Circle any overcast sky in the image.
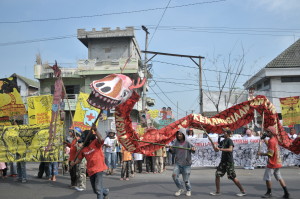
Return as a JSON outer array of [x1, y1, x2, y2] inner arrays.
[[1, 0, 300, 118]]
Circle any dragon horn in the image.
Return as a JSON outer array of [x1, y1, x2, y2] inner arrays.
[[129, 78, 147, 89]]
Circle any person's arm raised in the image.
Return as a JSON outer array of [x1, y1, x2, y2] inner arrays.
[[91, 123, 103, 143]]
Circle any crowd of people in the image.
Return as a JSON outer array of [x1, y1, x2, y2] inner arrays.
[[0, 126, 298, 199]]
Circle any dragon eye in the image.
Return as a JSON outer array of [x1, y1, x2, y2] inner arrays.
[[122, 91, 128, 98], [101, 87, 111, 93], [96, 82, 105, 87]]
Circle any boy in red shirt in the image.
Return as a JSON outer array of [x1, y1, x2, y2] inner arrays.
[[71, 124, 109, 199], [257, 126, 290, 199], [64, 128, 80, 188]]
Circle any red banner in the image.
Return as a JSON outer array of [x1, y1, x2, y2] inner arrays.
[[115, 92, 300, 155]]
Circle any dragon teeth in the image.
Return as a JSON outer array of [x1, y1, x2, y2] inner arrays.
[[95, 93, 99, 97]]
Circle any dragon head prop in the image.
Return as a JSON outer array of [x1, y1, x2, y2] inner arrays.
[[87, 74, 146, 110]]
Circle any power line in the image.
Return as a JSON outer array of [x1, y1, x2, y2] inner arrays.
[[148, 88, 199, 94], [142, 25, 300, 33], [148, 86, 184, 116], [137, 25, 300, 37], [153, 79, 300, 95], [152, 79, 186, 113], [153, 77, 245, 84], [1, 25, 298, 47], [148, 0, 172, 46], [152, 60, 258, 77], [0, 0, 227, 24], [0, 35, 76, 46]]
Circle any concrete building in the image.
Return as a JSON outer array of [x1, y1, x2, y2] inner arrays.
[[243, 39, 300, 118], [34, 27, 147, 132]]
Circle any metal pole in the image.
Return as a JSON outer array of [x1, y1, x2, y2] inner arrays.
[[142, 26, 149, 110], [199, 58, 203, 114]]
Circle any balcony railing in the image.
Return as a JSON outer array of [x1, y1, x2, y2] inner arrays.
[[63, 94, 78, 111]]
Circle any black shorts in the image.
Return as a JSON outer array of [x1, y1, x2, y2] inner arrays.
[[216, 161, 236, 180]]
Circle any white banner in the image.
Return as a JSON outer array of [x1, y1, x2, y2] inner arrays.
[[190, 137, 300, 167]]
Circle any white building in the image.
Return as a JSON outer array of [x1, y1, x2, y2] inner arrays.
[[243, 39, 300, 117]]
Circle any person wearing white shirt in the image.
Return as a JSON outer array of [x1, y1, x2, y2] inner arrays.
[[104, 130, 118, 175], [288, 127, 297, 139], [243, 128, 255, 170]]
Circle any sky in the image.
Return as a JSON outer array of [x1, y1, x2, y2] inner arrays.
[[1, 0, 300, 119]]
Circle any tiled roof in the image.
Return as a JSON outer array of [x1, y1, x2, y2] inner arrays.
[[265, 39, 300, 68], [11, 73, 39, 88]]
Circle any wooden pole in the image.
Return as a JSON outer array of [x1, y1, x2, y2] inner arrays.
[[257, 112, 264, 157], [133, 139, 192, 150]]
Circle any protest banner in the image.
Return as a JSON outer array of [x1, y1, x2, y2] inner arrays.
[[71, 92, 100, 131], [0, 76, 26, 117], [27, 95, 53, 125], [0, 123, 64, 162], [280, 96, 300, 125], [190, 137, 299, 167]]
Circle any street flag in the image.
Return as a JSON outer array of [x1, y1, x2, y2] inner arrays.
[[27, 95, 53, 125], [71, 92, 100, 131], [280, 96, 300, 125], [0, 77, 26, 117]]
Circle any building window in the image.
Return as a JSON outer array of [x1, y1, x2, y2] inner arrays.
[[263, 79, 270, 87], [65, 85, 80, 99], [51, 85, 80, 99], [256, 84, 262, 90], [281, 76, 300, 82]]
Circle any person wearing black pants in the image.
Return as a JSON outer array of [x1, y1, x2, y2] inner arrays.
[[38, 162, 50, 178]]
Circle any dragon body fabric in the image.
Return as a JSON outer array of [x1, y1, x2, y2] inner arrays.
[[89, 74, 300, 155]]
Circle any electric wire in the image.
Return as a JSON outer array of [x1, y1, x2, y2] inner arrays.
[[0, 35, 76, 46], [148, 86, 184, 116], [152, 79, 186, 113], [148, 0, 172, 46], [0, 0, 227, 24]]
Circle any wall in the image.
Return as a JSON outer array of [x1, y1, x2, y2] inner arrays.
[[88, 38, 130, 60], [270, 77, 300, 113]]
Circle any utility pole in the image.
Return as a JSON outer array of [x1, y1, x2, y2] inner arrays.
[[142, 26, 149, 110], [199, 58, 203, 114], [142, 50, 204, 114]]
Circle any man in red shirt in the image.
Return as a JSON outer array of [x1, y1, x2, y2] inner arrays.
[[257, 126, 290, 199], [71, 124, 109, 199], [64, 128, 81, 188]]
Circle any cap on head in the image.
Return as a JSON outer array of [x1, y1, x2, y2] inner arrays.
[[265, 126, 276, 136], [106, 129, 116, 135], [74, 127, 82, 137], [222, 127, 232, 134]]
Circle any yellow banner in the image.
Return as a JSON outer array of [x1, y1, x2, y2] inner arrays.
[[71, 92, 100, 131], [0, 77, 26, 117], [0, 123, 64, 162], [148, 109, 160, 119], [27, 95, 53, 125], [280, 96, 300, 125]]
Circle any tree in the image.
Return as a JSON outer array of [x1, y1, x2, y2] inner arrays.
[[203, 46, 247, 113]]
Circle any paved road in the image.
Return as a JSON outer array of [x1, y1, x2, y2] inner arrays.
[[0, 163, 299, 199]]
